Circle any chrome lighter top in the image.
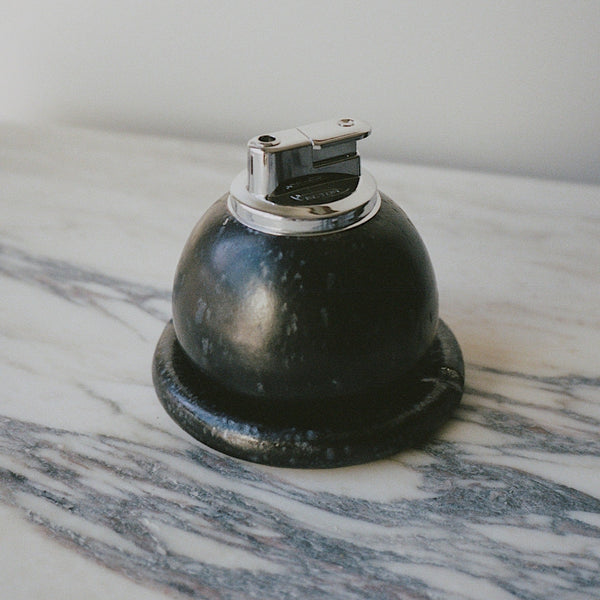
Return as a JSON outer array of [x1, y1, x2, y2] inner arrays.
[[228, 118, 380, 235]]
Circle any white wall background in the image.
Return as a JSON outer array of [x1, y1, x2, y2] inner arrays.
[[2, 1, 599, 184]]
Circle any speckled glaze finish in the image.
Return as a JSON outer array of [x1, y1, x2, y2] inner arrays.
[[171, 193, 439, 401], [157, 185, 465, 467]]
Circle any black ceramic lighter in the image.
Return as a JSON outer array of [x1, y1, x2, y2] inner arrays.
[[152, 118, 464, 468]]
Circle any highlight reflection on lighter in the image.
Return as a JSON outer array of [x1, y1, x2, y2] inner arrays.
[[231, 281, 276, 354]]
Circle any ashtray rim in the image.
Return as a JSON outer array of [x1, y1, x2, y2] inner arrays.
[[152, 319, 464, 468]]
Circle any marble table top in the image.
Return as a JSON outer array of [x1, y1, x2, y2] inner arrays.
[[1, 122, 599, 600]]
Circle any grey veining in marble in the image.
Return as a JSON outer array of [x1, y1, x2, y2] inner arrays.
[[1, 122, 599, 599]]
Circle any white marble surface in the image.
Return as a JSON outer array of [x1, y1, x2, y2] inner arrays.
[[1, 122, 599, 599]]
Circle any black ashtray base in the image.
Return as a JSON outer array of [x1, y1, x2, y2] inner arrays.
[[152, 320, 464, 468]]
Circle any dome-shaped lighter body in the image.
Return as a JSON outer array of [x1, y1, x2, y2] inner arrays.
[[172, 194, 438, 403]]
